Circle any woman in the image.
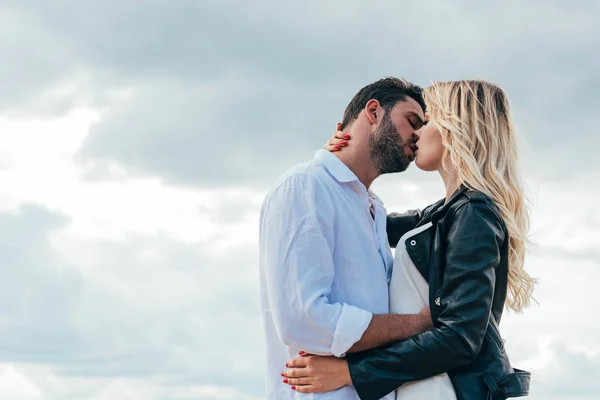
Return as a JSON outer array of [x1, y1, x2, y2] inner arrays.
[[281, 80, 535, 399]]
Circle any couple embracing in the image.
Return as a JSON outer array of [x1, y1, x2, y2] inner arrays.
[[259, 77, 535, 400]]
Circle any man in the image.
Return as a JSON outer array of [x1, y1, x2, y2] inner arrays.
[[259, 77, 429, 399]]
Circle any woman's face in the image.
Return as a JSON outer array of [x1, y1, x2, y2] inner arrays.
[[414, 113, 446, 172]]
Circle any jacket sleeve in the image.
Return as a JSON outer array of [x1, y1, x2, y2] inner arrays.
[[346, 201, 506, 400], [386, 209, 422, 248]]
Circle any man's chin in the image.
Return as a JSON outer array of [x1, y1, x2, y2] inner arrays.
[[380, 162, 412, 175]]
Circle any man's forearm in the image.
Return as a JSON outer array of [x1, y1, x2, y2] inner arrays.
[[347, 313, 432, 353]]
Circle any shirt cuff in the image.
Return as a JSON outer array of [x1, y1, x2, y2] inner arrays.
[[331, 304, 373, 357]]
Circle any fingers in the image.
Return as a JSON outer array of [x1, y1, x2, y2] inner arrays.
[[283, 368, 307, 378], [325, 138, 346, 151], [334, 123, 350, 140], [280, 357, 325, 394], [292, 384, 318, 393], [286, 356, 308, 368], [281, 376, 320, 394], [282, 376, 311, 386], [324, 122, 351, 151]]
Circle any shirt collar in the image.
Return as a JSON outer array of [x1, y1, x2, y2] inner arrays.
[[368, 190, 383, 205], [314, 149, 360, 183], [314, 150, 384, 205]]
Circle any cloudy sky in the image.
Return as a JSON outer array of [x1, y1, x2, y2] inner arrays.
[[0, 1, 598, 399]]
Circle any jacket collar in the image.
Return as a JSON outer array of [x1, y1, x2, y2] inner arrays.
[[441, 184, 470, 209], [419, 185, 470, 227]]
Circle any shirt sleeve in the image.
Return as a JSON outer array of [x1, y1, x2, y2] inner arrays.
[[259, 173, 373, 357]]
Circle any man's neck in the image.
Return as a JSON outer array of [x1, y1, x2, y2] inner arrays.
[[334, 151, 379, 189]]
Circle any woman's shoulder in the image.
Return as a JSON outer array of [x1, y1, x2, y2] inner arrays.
[[452, 188, 499, 212], [449, 189, 506, 234]]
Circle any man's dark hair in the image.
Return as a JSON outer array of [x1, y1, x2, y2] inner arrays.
[[341, 77, 425, 129]]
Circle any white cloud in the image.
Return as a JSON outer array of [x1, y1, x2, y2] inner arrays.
[[0, 109, 264, 245], [0, 106, 266, 398], [0, 365, 43, 400]]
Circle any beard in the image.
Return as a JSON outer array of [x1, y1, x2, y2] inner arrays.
[[368, 113, 412, 175]]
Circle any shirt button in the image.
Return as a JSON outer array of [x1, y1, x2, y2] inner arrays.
[[410, 239, 417, 246]]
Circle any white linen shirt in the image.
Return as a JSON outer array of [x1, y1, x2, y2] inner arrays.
[[259, 150, 395, 400]]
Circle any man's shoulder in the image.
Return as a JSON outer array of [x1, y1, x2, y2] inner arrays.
[[260, 159, 338, 218], [269, 158, 333, 194]]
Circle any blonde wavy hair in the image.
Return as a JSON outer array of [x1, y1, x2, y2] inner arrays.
[[423, 80, 535, 312]]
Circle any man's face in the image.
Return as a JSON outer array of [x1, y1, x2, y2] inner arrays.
[[368, 97, 425, 174]]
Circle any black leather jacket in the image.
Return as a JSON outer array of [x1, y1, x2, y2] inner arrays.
[[346, 186, 531, 400]]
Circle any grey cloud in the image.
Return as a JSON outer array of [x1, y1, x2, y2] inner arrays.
[[0, 205, 85, 363], [48, 234, 261, 396], [0, 201, 265, 396], [75, 0, 599, 187], [0, 205, 264, 397], [0, 4, 85, 116], [3, 1, 598, 187], [531, 245, 600, 263], [76, 76, 334, 187], [501, 338, 600, 400], [202, 194, 262, 225], [529, 341, 600, 400]]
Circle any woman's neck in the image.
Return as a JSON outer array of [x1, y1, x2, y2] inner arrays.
[[439, 167, 460, 202]]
